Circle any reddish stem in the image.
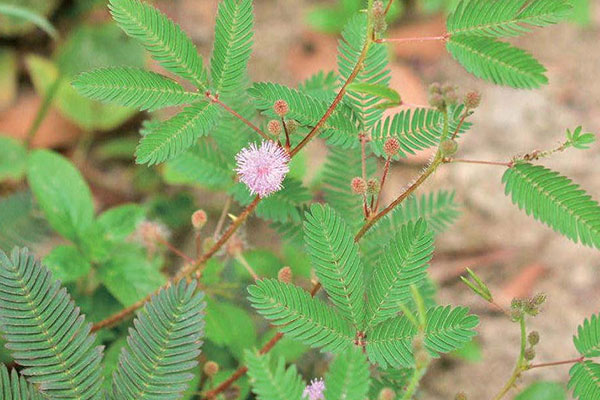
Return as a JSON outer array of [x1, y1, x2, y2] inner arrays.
[[281, 117, 290, 150], [446, 158, 514, 168], [528, 356, 585, 370], [374, 157, 391, 213], [206, 92, 271, 141], [156, 237, 195, 264], [375, 34, 449, 44]]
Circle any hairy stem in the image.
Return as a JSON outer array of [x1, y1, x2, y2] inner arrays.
[[375, 34, 449, 44], [401, 360, 430, 400], [445, 158, 514, 168], [527, 356, 585, 370]]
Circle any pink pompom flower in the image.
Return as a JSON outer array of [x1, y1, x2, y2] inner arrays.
[[303, 378, 325, 400], [235, 140, 290, 198]]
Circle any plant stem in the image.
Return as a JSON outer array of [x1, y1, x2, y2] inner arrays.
[[401, 360, 430, 400], [213, 196, 232, 240], [234, 253, 259, 281], [446, 158, 514, 168], [376, 34, 449, 44], [492, 317, 528, 400], [281, 117, 290, 150], [156, 237, 195, 264], [25, 75, 62, 148], [450, 109, 469, 140], [206, 92, 271, 141], [374, 157, 391, 213], [354, 156, 442, 242], [527, 356, 585, 370]]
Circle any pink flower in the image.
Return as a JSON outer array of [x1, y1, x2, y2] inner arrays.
[[235, 141, 290, 198], [303, 378, 325, 400]]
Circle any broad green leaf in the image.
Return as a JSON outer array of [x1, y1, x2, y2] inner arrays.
[[27, 150, 95, 243], [0, 3, 57, 38], [0, 136, 27, 182], [516, 382, 566, 400], [205, 298, 257, 360], [43, 245, 91, 283], [0, 0, 59, 36], [97, 203, 146, 242], [98, 243, 164, 306]]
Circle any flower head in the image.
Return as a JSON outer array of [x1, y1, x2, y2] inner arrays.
[[303, 378, 325, 400], [235, 141, 290, 198]]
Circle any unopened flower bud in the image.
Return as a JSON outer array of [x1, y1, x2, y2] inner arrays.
[[278, 266, 293, 283], [464, 91, 481, 109], [445, 91, 459, 106], [528, 331, 540, 346], [428, 82, 442, 95], [524, 347, 536, 361], [440, 139, 458, 156], [383, 137, 401, 157], [268, 120, 282, 136], [351, 177, 367, 195], [191, 209, 207, 230], [442, 83, 457, 96], [203, 361, 219, 377], [511, 298, 524, 309], [510, 309, 523, 322], [378, 387, 396, 400], [429, 93, 445, 111], [273, 99, 289, 117], [533, 292, 546, 306], [367, 178, 380, 195], [455, 392, 467, 400]]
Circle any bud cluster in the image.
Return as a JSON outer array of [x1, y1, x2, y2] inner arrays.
[[510, 292, 547, 321], [428, 82, 481, 112]]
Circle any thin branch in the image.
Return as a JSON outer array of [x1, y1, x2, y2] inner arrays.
[[384, 0, 394, 16], [375, 34, 449, 44], [213, 196, 233, 240], [281, 117, 290, 150], [25, 75, 62, 148], [374, 157, 391, 213], [234, 253, 259, 281], [156, 236, 195, 264], [528, 356, 585, 370], [446, 158, 514, 168], [354, 156, 442, 242], [450, 109, 469, 140], [206, 92, 271, 141]]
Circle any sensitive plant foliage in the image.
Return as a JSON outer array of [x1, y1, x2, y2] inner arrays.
[[0, 0, 599, 399]]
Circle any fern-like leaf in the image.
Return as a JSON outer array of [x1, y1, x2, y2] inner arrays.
[[361, 190, 460, 264], [365, 220, 434, 328], [73, 67, 202, 111], [110, 279, 205, 399], [0, 365, 44, 399], [574, 314, 600, 358], [0, 248, 103, 399], [211, 0, 254, 96], [245, 351, 305, 400], [324, 346, 370, 400], [108, 0, 207, 89], [371, 106, 471, 159], [304, 204, 365, 329], [502, 163, 600, 249], [366, 305, 479, 369], [247, 279, 354, 354], [447, 0, 572, 38], [569, 361, 600, 400], [337, 13, 391, 129], [447, 35, 547, 89], [248, 82, 359, 148], [164, 141, 233, 189], [136, 101, 220, 165]]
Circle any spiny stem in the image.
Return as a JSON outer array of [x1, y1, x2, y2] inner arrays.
[[445, 158, 514, 168], [91, 196, 261, 332], [375, 34, 449, 44], [527, 356, 586, 370], [206, 92, 271, 141]]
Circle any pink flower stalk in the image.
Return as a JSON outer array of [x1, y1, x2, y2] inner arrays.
[[235, 140, 290, 198], [303, 378, 325, 400]]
